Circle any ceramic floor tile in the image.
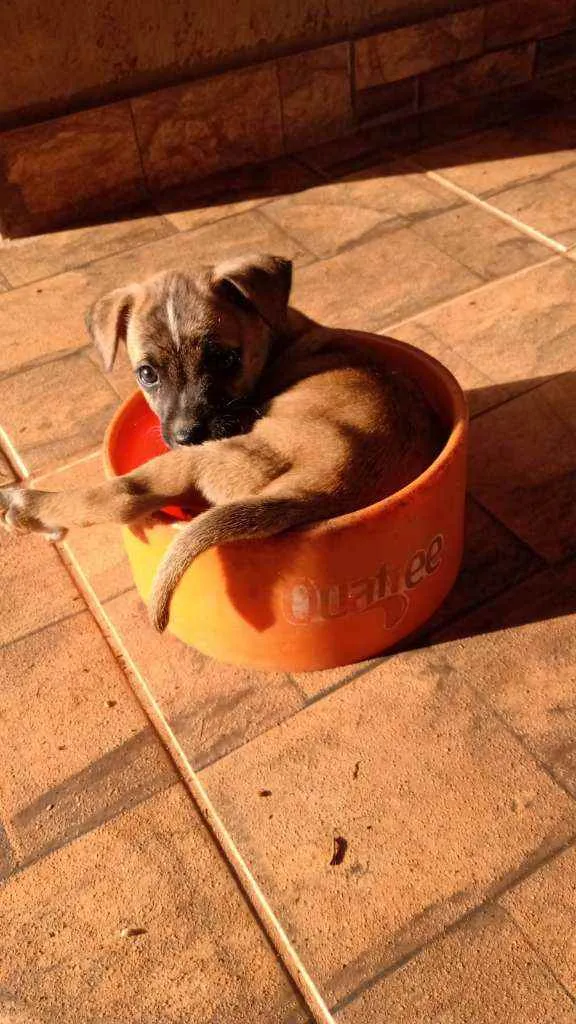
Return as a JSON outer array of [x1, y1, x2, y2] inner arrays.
[[433, 562, 576, 795], [0, 993, 47, 1023], [0, 785, 307, 1023], [154, 206, 314, 269], [157, 156, 320, 232], [416, 125, 576, 196], [0, 351, 119, 473], [202, 653, 576, 1003], [263, 182, 401, 260], [0, 527, 80, 646], [502, 844, 576, 997], [338, 905, 576, 1023], [263, 160, 460, 259], [0, 271, 96, 378], [387, 258, 576, 406], [411, 202, 552, 279], [469, 373, 576, 563], [34, 454, 133, 602], [103, 589, 304, 769], [292, 226, 481, 331], [487, 171, 576, 246], [0, 208, 175, 288], [0, 612, 175, 862]]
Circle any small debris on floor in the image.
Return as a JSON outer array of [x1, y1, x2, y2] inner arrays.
[[330, 836, 348, 866], [120, 926, 147, 939], [259, 789, 272, 797], [106, 699, 117, 708], [353, 761, 360, 780]]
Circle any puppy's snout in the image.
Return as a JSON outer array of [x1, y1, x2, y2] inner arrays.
[[173, 425, 208, 446]]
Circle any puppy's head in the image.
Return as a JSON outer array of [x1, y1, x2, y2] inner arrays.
[[87, 253, 292, 448]]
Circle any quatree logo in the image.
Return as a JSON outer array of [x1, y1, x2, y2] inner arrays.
[[282, 534, 444, 626]]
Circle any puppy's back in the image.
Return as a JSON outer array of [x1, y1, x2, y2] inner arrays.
[[259, 330, 445, 514]]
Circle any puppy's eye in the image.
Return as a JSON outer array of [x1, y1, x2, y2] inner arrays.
[[205, 345, 242, 373], [136, 364, 159, 388]]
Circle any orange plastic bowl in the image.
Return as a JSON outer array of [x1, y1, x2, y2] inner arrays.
[[103, 334, 468, 671]]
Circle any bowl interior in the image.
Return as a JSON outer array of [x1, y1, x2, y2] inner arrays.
[[105, 335, 466, 524], [106, 398, 192, 521]]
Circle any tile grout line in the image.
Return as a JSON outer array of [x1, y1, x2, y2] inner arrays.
[[381, 250, 560, 336], [0, 343, 93, 385], [0, 424, 30, 479], [31, 446, 104, 484], [255, 204, 320, 263], [466, 489, 550, 559], [331, 836, 576, 1016], [0, 197, 310, 294], [56, 541, 336, 1024], [464, 667, 576, 805], [0, 605, 87, 654], [419, 167, 569, 253], [469, 375, 563, 422], [498, 905, 576, 1008], [0, 225, 178, 292]]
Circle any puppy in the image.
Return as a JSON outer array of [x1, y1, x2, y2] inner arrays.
[[0, 254, 443, 631]]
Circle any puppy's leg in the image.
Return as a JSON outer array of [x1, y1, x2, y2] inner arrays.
[[0, 431, 289, 539], [0, 447, 208, 539]]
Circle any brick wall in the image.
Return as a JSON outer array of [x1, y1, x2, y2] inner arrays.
[[1, 0, 576, 237]]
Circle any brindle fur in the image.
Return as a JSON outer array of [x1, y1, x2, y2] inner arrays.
[[0, 254, 443, 632]]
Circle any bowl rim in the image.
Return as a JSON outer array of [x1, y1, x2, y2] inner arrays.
[[103, 333, 468, 538]]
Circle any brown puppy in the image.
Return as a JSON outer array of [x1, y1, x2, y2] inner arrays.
[[0, 254, 442, 631]]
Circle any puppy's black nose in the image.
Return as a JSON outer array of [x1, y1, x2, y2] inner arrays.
[[174, 425, 206, 446]]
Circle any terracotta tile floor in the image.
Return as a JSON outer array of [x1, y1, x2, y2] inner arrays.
[[1, 109, 575, 1023]]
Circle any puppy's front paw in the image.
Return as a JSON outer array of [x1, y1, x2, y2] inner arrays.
[[0, 487, 67, 542]]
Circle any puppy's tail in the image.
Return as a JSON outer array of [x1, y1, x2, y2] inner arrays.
[[149, 495, 320, 631]]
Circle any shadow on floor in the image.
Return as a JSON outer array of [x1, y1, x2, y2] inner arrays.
[[404, 370, 576, 650]]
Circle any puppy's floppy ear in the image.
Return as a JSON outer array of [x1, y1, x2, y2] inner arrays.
[[212, 253, 292, 333], [85, 285, 138, 371]]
